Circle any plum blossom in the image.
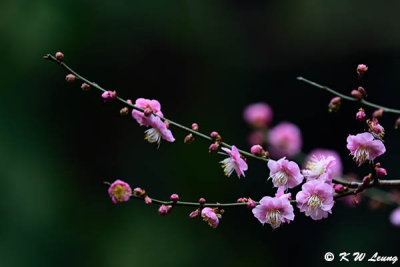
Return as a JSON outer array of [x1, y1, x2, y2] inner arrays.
[[304, 149, 342, 179], [268, 122, 302, 159], [346, 132, 386, 166], [243, 103, 273, 128], [302, 154, 337, 183], [108, 179, 132, 204], [144, 116, 175, 146], [220, 145, 248, 178], [132, 98, 164, 126], [201, 207, 220, 228], [296, 180, 335, 220], [267, 157, 303, 190], [389, 207, 400, 227], [252, 188, 294, 229]]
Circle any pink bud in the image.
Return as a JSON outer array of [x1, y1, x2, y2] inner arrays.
[[334, 184, 344, 193], [144, 196, 152, 205], [158, 205, 172, 215], [352, 196, 360, 206], [237, 198, 244, 203], [133, 187, 146, 197], [81, 83, 91, 91], [120, 107, 129, 116], [191, 123, 199, 131], [356, 108, 366, 121], [65, 74, 76, 83], [373, 109, 384, 118], [199, 198, 206, 205], [328, 97, 341, 112], [126, 99, 133, 105], [170, 193, 179, 202], [56, 52, 64, 61], [101, 91, 117, 102], [246, 198, 256, 209], [362, 175, 371, 185], [184, 134, 194, 144], [189, 209, 200, 220], [250, 145, 264, 156], [208, 143, 219, 153], [395, 118, 400, 129], [376, 168, 387, 179], [144, 108, 153, 117], [357, 86, 367, 98], [357, 64, 368, 77], [351, 90, 363, 100], [164, 120, 170, 128]]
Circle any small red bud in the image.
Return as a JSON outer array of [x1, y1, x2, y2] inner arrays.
[[55, 52, 64, 61], [328, 97, 341, 112], [158, 205, 172, 215], [170, 193, 179, 202], [81, 83, 91, 91], [246, 198, 256, 209], [264, 150, 270, 158], [351, 90, 363, 100], [395, 118, 400, 129], [376, 168, 387, 179], [357, 64, 368, 78], [356, 108, 366, 121], [208, 143, 219, 152], [191, 123, 199, 131], [198, 198, 206, 205], [133, 187, 146, 197], [357, 86, 367, 98], [144, 196, 152, 205], [352, 196, 360, 207], [334, 184, 344, 193], [126, 99, 133, 105], [184, 134, 195, 144], [373, 109, 384, 118], [65, 74, 76, 83], [250, 145, 264, 156], [120, 107, 129, 116], [362, 176, 371, 185], [164, 120, 170, 128], [189, 209, 200, 220], [143, 108, 153, 117]]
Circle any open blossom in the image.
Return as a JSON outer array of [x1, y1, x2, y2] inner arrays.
[[243, 103, 273, 128], [304, 149, 342, 179], [220, 145, 248, 178], [108, 179, 132, 204], [144, 116, 175, 146], [296, 180, 334, 220], [346, 132, 386, 166], [252, 188, 294, 229], [132, 98, 164, 126], [267, 157, 303, 190], [302, 154, 337, 183], [390, 207, 400, 227], [201, 207, 220, 228], [268, 122, 302, 159]]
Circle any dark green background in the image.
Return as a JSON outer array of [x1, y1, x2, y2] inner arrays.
[[1, 1, 400, 266]]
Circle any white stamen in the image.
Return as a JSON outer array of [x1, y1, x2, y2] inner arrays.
[[307, 194, 322, 210], [354, 146, 370, 166], [145, 128, 162, 147], [220, 158, 235, 177], [266, 209, 282, 229], [271, 171, 289, 187]]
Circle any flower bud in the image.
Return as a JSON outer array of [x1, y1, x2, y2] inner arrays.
[[126, 99, 133, 105], [250, 145, 264, 156], [191, 123, 199, 131], [356, 108, 366, 121], [158, 204, 172, 215], [101, 91, 117, 102], [357, 86, 367, 98], [367, 118, 385, 138], [264, 150, 270, 158], [81, 83, 91, 91], [351, 90, 363, 100], [362, 175, 371, 185], [199, 198, 206, 205], [65, 74, 76, 83], [246, 198, 256, 209], [328, 97, 341, 112], [164, 120, 170, 128], [210, 131, 221, 141], [357, 64, 368, 78], [120, 107, 129, 116], [395, 118, 400, 129], [376, 167, 387, 179], [352, 196, 360, 207], [184, 134, 195, 144], [144, 108, 153, 117], [237, 198, 244, 203], [209, 143, 219, 153], [144, 196, 152, 205], [133, 187, 146, 197], [55, 52, 64, 61], [189, 209, 200, 220], [170, 193, 179, 202], [373, 109, 384, 118], [334, 184, 344, 193]]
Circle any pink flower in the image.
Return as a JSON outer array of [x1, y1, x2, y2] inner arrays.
[[201, 207, 220, 228], [144, 116, 175, 146], [390, 207, 400, 227], [302, 154, 337, 183], [220, 145, 248, 178], [102, 91, 117, 102], [296, 180, 334, 220], [268, 122, 302, 159], [346, 132, 386, 166], [108, 179, 132, 204], [132, 98, 164, 126], [304, 149, 342, 179], [252, 188, 294, 229], [243, 103, 273, 128], [267, 157, 303, 190]]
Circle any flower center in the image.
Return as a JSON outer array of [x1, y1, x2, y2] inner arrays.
[[113, 185, 126, 201], [307, 194, 322, 210], [266, 209, 282, 229], [354, 146, 370, 166], [272, 171, 289, 187], [307, 157, 325, 176], [145, 128, 162, 145], [220, 158, 235, 177]]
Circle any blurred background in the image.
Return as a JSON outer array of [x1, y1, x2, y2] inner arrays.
[[1, 0, 400, 266]]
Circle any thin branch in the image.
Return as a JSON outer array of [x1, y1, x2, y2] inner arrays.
[[43, 54, 268, 162], [297, 76, 400, 114]]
